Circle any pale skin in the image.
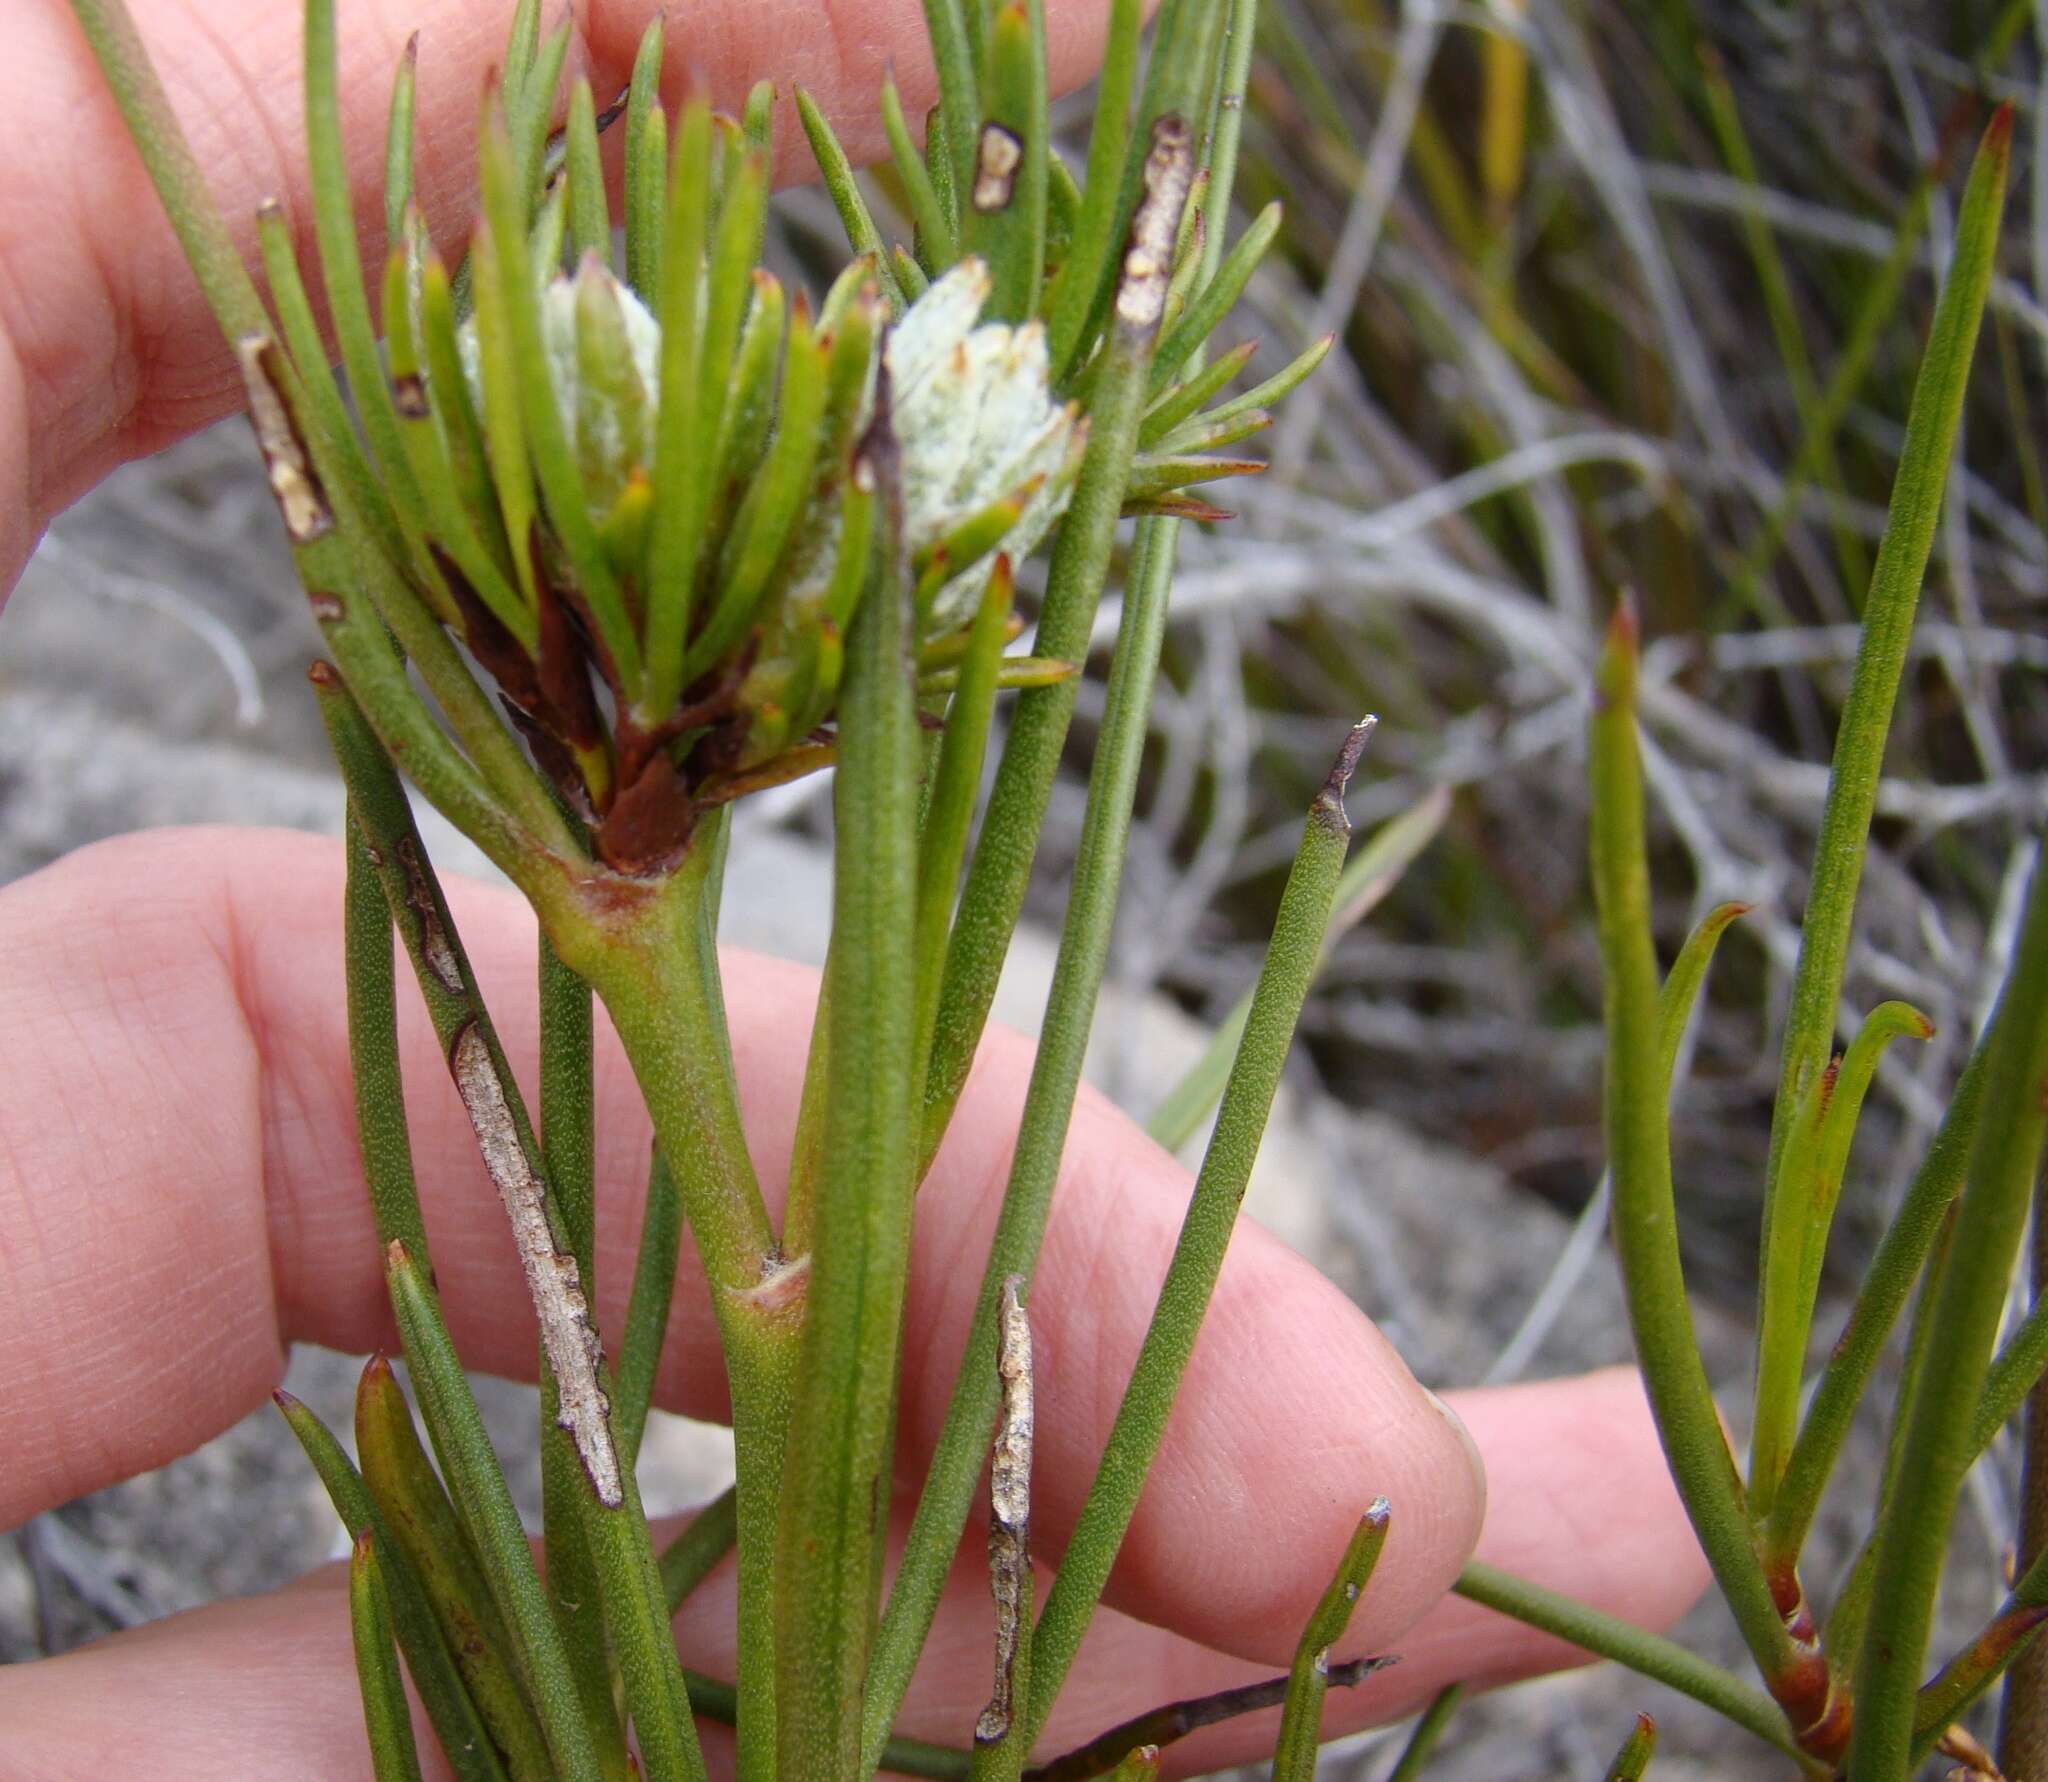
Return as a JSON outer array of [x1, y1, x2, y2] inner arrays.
[[0, 2, 1712, 1774]]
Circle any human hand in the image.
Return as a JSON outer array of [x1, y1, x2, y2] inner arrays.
[[0, 0, 1119, 596], [0, 829, 1707, 1775], [0, 2, 1707, 1773]]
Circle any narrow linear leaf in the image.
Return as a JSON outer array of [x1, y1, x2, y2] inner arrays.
[[883, 69, 958, 270], [382, 33, 419, 247], [1603, 1713, 1658, 1782], [356, 1356, 556, 1782], [1026, 722, 1377, 1737], [617, 1145, 684, 1470], [1146, 784, 1448, 1152], [794, 87, 906, 309], [386, 1243, 607, 1782], [660, 1485, 740, 1616], [1587, 607, 1802, 1708], [350, 1533, 428, 1782], [1454, 1564, 1801, 1761], [624, 22, 667, 303], [775, 385, 923, 1779], [273, 1392, 508, 1782], [1759, 104, 2010, 1341], [1384, 1685, 1465, 1782], [1271, 1500, 1391, 1780], [1848, 846, 2048, 1776]]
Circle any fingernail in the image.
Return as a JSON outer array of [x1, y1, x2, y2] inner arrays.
[[1422, 1386, 1488, 1514]]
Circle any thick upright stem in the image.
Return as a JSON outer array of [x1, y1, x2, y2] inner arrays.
[[538, 848, 797, 1782]]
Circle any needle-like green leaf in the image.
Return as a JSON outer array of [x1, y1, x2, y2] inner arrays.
[[624, 21, 667, 303], [963, 2, 1048, 321], [274, 1391, 509, 1782], [385, 1244, 607, 1782], [883, 70, 958, 270], [357, 1356, 558, 1782], [1271, 1502, 1391, 1780], [1758, 104, 2010, 1418], [383, 33, 419, 247], [350, 1532, 429, 1782], [794, 87, 907, 310], [565, 78, 611, 263], [617, 1146, 683, 1471], [1025, 721, 1374, 1739], [1588, 605, 1799, 1701]]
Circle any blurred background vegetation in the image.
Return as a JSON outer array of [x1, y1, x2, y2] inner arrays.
[[1002, 0, 2046, 1300]]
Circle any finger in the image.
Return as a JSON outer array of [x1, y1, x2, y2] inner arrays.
[[3, 0, 1119, 587], [0, 824, 1486, 1664], [0, 1371, 1706, 1779]]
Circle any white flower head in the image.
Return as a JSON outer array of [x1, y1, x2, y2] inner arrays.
[[882, 260, 1085, 630]]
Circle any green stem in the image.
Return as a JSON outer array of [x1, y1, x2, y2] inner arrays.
[[773, 397, 923, 1779], [1454, 1564, 1808, 1767], [546, 854, 794, 1782]]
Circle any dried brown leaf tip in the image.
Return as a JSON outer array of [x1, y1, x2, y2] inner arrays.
[[976, 1273, 1035, 1746], [1313, 715, 1376, 830]]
